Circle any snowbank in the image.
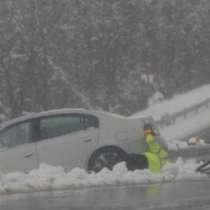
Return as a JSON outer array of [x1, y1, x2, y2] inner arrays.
[[0, 159, 206, 194]]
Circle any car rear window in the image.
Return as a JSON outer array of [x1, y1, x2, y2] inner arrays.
[[83, 115, 99, 129]]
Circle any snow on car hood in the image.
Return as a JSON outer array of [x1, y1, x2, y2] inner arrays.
[[0, 158, 207, 194]]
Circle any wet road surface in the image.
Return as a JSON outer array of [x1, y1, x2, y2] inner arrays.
[[0, 178, 210, 210]]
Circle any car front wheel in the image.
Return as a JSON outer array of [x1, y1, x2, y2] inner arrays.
[[88, 147, 126, 173]]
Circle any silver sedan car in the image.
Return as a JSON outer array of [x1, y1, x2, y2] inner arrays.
[[0, 108, 161, 173]]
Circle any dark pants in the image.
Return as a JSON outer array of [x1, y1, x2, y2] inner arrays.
[[125, 154, 148, 171]]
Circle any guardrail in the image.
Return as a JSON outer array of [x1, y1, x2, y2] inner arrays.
[[157, 98, 210, 128], [170, 144, 210, 161]]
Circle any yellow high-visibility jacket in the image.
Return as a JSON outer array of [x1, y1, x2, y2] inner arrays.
[[144, 134, 168, 173]]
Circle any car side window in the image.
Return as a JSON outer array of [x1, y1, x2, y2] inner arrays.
[[0, 122, 32, 150], [39, 115, 82, 140], [83, 115, 99, 129]]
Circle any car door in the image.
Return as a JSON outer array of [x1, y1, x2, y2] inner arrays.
[[0, 121, 38, 173], [35, 114, 99, 171]]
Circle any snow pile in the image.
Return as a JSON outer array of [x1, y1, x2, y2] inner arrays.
[[0, 159, 206, 194], [188, 137, 206, 146], [169, 158, 206, 181]]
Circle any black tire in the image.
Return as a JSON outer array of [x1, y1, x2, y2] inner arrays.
[[125, 154, 148, 171], [88, 147, 126, 173]]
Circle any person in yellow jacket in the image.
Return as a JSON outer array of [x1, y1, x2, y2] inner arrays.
[[143, 124, 168, 173]]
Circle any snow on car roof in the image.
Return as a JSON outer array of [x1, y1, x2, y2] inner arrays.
[[0, 108, 127, 130], [0, 108, 86, 129]]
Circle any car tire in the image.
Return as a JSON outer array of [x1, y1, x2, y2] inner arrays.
[[88, 146, 126, 173]]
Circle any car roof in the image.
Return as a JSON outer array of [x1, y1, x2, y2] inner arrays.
[[0, 108, 127, 130]]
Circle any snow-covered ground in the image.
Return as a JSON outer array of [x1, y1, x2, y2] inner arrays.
[[0, 158, 207, 194]]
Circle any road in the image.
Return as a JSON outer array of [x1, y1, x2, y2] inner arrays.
[[0, 178, 210, 210]]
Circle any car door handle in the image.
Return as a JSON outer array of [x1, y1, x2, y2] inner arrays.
[[84, 139, 92, 143], [24, 153, 33, 158]]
